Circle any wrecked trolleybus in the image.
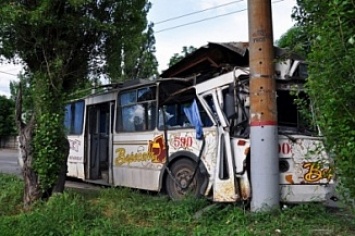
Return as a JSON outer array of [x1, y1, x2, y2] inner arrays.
[[65, 61, 335, 204]]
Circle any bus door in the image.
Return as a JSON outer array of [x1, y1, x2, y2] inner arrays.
[[86, 102, 113, 183]]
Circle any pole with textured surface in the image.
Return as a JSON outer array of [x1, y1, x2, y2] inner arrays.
[[248, 0, 279, 212]]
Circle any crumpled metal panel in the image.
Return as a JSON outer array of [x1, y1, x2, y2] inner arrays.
[[239, 174, 251, 200], [213, 180, 240, 202], [279, 136, 334, 185]]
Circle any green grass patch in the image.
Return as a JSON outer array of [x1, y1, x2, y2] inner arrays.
[[0, 173, 24, 216], [0, 173, 354, 235]]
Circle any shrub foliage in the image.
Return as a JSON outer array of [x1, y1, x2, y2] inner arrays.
[[293, 0, 355, 200]]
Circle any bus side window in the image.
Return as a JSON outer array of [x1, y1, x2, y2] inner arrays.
[[158, 101, 212, 130], [73, 101, 85, 134], [137, 87, 157, 131], [64, 100, 85, 135], [118, 90, 136, 132], [117, 86, 157, 132], [158, 106, 176, 129], [64, 104, 72, 133]]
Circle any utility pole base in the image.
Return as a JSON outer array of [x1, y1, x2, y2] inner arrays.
[[250, 125, 279, 211]]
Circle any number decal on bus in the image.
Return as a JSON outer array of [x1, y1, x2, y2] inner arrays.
[[170, 135, 193, 149], [279, 142, 291, 156]]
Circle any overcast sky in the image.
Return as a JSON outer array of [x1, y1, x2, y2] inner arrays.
[[0, 0, 296, 98]]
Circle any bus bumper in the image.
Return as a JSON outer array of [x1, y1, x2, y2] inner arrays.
[[280, 184, 335, 203]]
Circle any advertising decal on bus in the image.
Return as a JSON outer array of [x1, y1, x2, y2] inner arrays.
[[114, 135, 166, 166]]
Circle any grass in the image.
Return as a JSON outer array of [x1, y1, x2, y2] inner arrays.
[[0, 173, 354, 235]]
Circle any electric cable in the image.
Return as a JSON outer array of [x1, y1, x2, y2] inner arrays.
[[155, 0, 286, 34], [156, 9, 246, 33], [155, 0, 244, 25]]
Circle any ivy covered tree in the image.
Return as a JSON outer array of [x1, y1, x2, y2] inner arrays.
[[293, 0, 355, 201], [0, 0, 156, 208]]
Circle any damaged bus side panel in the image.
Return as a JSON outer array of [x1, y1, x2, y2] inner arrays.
[[192, 68, 334, 203], [63, 55, 334, 204]]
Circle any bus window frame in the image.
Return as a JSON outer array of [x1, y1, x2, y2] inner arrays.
[[64, 99, 85, 135], [157, 99, 213, 131], [116, 85, 157, 133]]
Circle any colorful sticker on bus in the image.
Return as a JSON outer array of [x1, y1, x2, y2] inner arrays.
[[114, 135, 166, 166], [303, 162, 334, 183], [148, 135, 166, 163]]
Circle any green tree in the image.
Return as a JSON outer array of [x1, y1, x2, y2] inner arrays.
[[133, 24, 159, 79], [0, 95, 16, 138], [276, 26, 309, 57], [168, 46, 197, 67], [104, 1, 158, 82], [293, 0, 355, 201], [0, 0, 156, 208]]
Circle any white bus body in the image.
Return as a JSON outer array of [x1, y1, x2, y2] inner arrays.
[[65, 68, 334, 203]]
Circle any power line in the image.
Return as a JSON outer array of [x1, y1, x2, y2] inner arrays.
[[155, 0, 285, 34], [155, 0, 244, 25], [156, 9, 246, 33]]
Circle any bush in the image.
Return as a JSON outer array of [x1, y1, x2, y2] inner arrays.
[[293, 0, 355, 203]]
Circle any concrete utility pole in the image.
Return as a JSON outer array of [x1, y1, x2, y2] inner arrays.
[[247, 0, 279, 211]]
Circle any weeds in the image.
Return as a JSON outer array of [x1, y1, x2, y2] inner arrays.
[[0, 174, 354, 235], [0, 174, 23, 216]]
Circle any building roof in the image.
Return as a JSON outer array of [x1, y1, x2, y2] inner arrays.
[[160, 42, 303, 80]]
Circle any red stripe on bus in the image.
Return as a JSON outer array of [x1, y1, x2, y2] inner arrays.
[[250, 121, 277, 126]]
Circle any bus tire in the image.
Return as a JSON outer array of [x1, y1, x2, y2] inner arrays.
[[165, 158, 205, 200]]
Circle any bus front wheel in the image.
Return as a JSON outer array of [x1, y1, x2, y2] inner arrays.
[[165, 158, 205, 200]]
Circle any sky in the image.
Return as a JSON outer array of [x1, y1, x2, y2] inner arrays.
[[0, 0, 297, 98]]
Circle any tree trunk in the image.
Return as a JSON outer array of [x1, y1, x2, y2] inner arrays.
[[16, 84, 70, 207], [16, 86, 41, 209]]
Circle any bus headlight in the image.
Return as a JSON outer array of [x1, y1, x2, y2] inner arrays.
[[279, 160, 289, 173]]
